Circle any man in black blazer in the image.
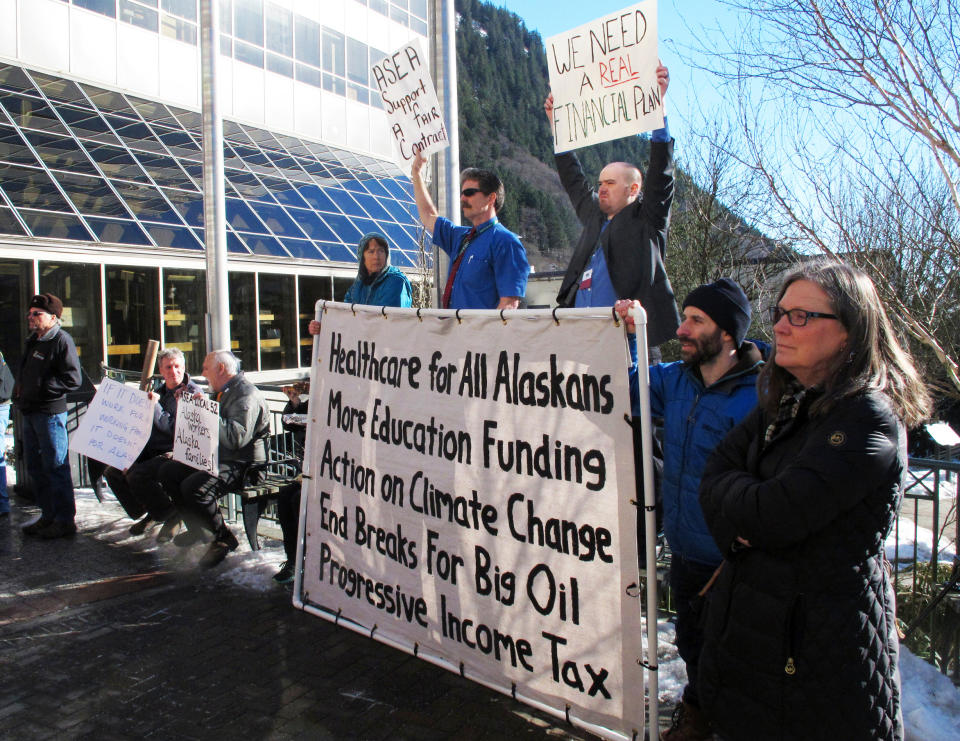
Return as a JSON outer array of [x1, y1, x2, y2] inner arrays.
[[545, 64, 680, 362]]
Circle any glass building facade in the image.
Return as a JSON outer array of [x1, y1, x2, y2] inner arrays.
[[0, 0, 431, 378]]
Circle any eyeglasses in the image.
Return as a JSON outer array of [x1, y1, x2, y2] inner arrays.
[[768, 306, 839, 327], [460, 188, 484, 198], [26, 310, 47, 317]]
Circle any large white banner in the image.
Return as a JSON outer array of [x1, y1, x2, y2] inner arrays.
[[69, 378, 154, 469], [172, 394, 219, 476], [546, 2, 663, 152], [372, 38, 449, 163], [300, 306, 643, 738]]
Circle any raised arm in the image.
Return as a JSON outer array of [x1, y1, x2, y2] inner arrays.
[[411, 152, 438, 235]]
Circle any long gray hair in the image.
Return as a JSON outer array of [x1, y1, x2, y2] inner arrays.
[[760, 260, 930, 427]]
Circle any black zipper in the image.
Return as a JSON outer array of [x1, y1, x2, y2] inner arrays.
[[784, 593, 805, 676]]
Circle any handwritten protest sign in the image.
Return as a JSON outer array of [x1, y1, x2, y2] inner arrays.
[[300, 306, 643, 737], [371, 38, 449, 162], [546, 1, 662, 151], [69, 378, 154, 470], [172, 394, 219, 476]]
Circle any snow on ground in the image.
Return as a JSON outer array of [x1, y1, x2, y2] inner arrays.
[[40, 490, 960, 739]]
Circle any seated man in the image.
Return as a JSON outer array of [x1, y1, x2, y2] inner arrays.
[[104, 347, 200, 537], [158, 350, 271, 569]]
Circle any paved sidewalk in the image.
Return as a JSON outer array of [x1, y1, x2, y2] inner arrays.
[[0, 492, 666, 740]]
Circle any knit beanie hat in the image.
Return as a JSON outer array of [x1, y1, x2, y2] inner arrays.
[[682, 278, 751, 348], [29, 293, 64, 318]]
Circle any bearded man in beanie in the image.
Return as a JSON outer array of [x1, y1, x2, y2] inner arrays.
[[617, 278, 763, 741], [14, 293, 82, 538]]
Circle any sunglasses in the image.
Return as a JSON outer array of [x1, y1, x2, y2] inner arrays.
[[460, 188, 484, 198], [26, 310, 47, 317]]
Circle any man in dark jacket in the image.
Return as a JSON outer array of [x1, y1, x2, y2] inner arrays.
[[158, 350, 270, 569], [546, 64, 679, 362], [15, 293, 82, 538], [104, 347, 200, 537], [620, 278, 762, 740]]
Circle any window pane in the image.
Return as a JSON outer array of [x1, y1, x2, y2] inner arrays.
[[26, 131, 100, 176], [0, 125, 38, 166], [298, 275, 330, 365], [56, 106, 119, 144], [135, 151, 197, 189], [162, 267, 206, 372], [19, 210, 93, 241], [347, 38, 367, 85], [322, 74, 345, 97], [322, 29, 345, 76], [74, 0, 117, 19], [39, 262, 104, 379], [235, 42, 264, 68], [295, 63, 321, 88], [120, 0, 159, 31], [228, 271, 257, 370], [0, 207, 27, 237], [234, 0, 264, 46], [106, 266, 160, 370], [162, 187, 204, 226], [86, 144, 147, 179], [294, 17, 320, 66], [0, 163, 72, 211], [30, 73, 89, 105], [145, 223, 202, 249], [52, 171, 130, 217], [369, 0, 388, 16], [410, 0, 427, 17], [266, 54, 293, 78], [0, 65, 38, 96], [161, 0, 196, 21], [110, 180, 182, 223], [0, 94, 67, 135], [258, 273, 295, 371], [86, 216, 152, 245], [347, 84, 369, 105], [0, 259, 32, 370], [161, 15, 198, 44], [249, 201, 306, 238], [265, 2, 293, 55]]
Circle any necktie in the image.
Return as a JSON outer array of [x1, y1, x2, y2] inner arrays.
[[442, 227, 477, 309]]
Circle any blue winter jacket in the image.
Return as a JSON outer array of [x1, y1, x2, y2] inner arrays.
[[342, 232, 413, 308], [630, 339, 763, 566]]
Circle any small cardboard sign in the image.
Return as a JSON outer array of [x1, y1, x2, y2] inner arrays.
[[172, 394, 219, 476], [69, 378, 154, 470], [372, 38, 449, 162], [546, 2, 663, 151]]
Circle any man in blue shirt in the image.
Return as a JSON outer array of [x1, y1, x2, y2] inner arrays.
[[546, 64, 679, 362], [411, 153, 529, 310]]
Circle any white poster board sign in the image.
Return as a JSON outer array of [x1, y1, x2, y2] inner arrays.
[[372, 38, 449, 162], [299, 306, 643, 738], [546, 2, 663, 151], [172, 394, 219, 476], [69, 377, 154, 470]]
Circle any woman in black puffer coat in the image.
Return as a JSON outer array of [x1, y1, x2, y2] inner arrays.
[[697, 261, 930, 741]]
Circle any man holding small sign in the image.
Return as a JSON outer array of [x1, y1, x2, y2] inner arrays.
[[158, 351, 270, 569], [104, 347, 200, 538], [411, 153, 529, 310]]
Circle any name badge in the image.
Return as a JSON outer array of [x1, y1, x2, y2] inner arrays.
[[579, 268, 593, 290]]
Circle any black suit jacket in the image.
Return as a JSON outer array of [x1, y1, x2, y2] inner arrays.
[[555, 140, 680, 347]]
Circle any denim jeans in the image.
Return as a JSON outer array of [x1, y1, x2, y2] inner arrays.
[[0, 402, 9, 514], [22, 411, 75, 523]]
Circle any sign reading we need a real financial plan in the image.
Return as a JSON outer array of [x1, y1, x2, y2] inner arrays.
[[547, 2, 663, 151], [300, 306, 644, 738]]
